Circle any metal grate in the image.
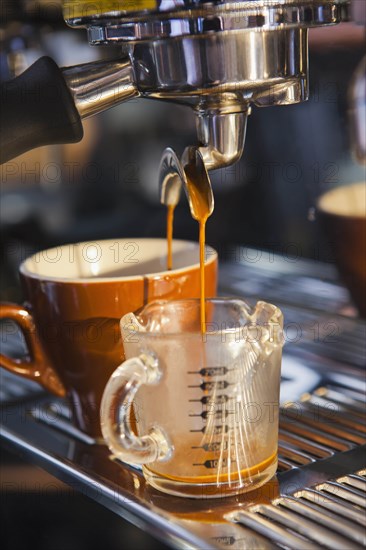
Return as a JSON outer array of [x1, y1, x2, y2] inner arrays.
[[219, 258, 366, 369], [230, 470, 366, 549], [224, 379, 366, 549], [218, 259, 354, 321], [277, 384, 366, 471]]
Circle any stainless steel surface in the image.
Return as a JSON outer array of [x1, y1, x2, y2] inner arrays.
[[130, 29, 309, 104], [1, 252, 366, 549], [197, 108, 249, 170], [62, 58, 139, 119], [130, 28, 309, 168], [230, 474, 366, 549], [64, 1, 345, 38], [59, 1, 350, 169], [62, 27, 310, 169], [276, 495, 366, 544]]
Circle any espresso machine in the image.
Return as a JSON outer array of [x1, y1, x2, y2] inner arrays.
[[2, 0, 364, 168]]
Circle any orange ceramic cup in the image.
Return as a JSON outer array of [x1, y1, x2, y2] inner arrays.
[[0, 238, 217, 438]]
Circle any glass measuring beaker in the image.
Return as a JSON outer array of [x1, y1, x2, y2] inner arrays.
[[100, 298, 284, 498]]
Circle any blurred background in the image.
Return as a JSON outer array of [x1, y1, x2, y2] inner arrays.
[[0, 1, 365, 548]]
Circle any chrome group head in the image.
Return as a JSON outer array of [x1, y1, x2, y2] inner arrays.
[[64, 1, 348, 169]]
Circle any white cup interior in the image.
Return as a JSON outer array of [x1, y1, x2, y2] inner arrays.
[[21, 239, 217, 282]]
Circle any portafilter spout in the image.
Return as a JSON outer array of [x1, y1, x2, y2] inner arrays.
[[195, 103, 250, 170]]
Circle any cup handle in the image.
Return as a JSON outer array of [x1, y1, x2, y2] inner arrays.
[[0, 303, 66, 397], [100, 353, 170, 465]]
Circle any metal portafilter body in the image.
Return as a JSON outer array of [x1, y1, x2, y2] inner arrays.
[[0, 1, 348, 165]]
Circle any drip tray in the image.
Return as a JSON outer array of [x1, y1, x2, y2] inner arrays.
[[1, 352, 365, 550], [1, 256, 366, 549]]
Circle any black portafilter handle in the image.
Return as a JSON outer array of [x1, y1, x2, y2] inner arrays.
[[0, 56, 83, 164]]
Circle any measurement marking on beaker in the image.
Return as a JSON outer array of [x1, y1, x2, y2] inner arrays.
[[191, 441, 228, 452], [187, 366, 231, 377], [189, 394, 229, 404], [211, 536, 240, 546], [190, 424, 229, 434], [192, 458, 235, 469], [189, 410, 229, 420], [188, 381, 231, 391]]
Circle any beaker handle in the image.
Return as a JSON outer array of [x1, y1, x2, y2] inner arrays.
[[100, 354, 171, 464]]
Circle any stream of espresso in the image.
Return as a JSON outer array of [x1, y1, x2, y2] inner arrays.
[[166, 204, 175, 271], [166, 161, 211, 333], [184, 159, 211, 333], [198, 219, 207, 333]]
